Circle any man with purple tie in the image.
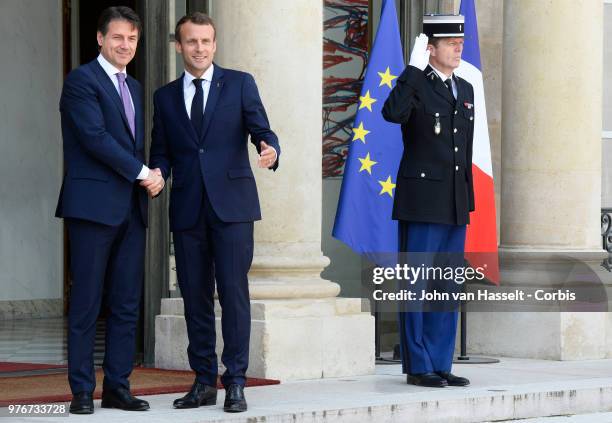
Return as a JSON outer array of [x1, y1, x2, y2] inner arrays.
[[55, 6, 163, 414]]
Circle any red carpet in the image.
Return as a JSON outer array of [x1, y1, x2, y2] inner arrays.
[[0, 367, 280, 406], [0, 362, 67, 373]]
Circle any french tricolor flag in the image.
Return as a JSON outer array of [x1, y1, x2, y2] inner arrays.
[[455, 0, 500, 283]]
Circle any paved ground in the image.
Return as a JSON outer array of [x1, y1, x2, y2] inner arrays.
[[2, 357, 612, 422]]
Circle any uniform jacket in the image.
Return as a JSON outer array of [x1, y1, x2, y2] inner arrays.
[[382, 64, 475, 226]]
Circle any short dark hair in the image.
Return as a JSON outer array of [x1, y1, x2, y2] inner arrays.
[[428, 38, 442, 48], [175, 12, 216, 43], [97, 6, 142, 38], [428, 37, 464, 48]]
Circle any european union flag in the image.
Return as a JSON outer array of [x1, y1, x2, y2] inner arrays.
[[332, 0, 404, 255]]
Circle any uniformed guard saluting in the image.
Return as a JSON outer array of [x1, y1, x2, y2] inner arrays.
[[382, 14, 474, 388]]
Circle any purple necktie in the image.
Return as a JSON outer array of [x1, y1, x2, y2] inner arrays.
[[116, 73, 135, 138]]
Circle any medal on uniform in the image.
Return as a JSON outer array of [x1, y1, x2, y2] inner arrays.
[[434, 117, 441, 135]]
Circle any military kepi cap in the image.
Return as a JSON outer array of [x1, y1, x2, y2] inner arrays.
[[423, 14, 465, 38]]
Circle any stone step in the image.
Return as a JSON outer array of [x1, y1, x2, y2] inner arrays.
[[508, 412, 612, 423], [8, 358, 612, 422]]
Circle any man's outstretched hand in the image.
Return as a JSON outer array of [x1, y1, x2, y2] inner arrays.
[[257, 141, 277, 168]]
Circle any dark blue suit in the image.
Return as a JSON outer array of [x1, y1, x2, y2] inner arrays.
[[56, 59, 147, 394], [150, 65, 279, 387]]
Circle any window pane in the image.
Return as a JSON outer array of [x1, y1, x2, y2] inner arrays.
[[322, 0, 369, 178]]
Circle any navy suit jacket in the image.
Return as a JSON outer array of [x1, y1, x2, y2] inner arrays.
[[150, 65, 280, 231], [55, 59, 148, 227]]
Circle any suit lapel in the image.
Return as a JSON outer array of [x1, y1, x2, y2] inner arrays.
[[425, 65, 455, 106], [90, 60, 135, 141], [174, 75, 200, 146], [199, 65, 225, 144]]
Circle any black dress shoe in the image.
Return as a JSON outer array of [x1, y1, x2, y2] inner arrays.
[[101, 387, 149, 411], [70, 391, 94, 414], [173, 380, 217, 409], [436, 371, 470, 386], [407, 372, 448, 387], [223, 384, 247, 413]]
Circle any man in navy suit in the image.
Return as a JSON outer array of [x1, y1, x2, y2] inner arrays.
[[55, 6, 164, 414], [148, 12, 279, 413]]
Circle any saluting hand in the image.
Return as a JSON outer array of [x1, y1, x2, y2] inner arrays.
[[409, 33, 430, 71]]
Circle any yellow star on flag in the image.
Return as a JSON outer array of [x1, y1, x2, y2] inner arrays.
[[358, 152, 377, 175], [359, 90, 377, 112], [378, 175, 396, 197], [352, 122, 370, 144], [378, 67, 398, 89]]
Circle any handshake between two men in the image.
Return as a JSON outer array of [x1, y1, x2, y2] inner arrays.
[[139, 140, 277, 198], [58, 8, 282, 415]]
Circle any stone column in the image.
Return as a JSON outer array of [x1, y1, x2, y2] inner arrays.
[[155, 0, 375, 379], [466, 0, 609, 360]]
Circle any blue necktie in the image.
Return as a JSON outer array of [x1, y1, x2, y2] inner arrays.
[[191, 78, 204, 138]]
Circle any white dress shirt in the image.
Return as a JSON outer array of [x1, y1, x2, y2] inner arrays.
[[429, 63, 457, 99], [183, 64, 214, 118], [97, 54, 149, 180]]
